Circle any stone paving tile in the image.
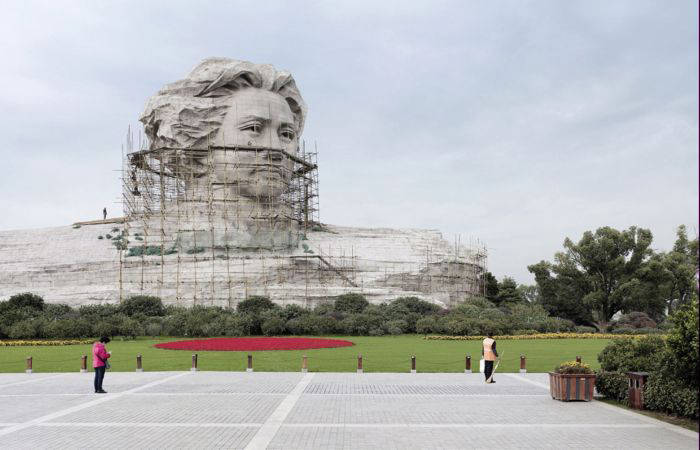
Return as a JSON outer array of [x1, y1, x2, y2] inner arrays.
[[140, 371, 303, 394], [304, 382, 545, 395], [0, 394, 94, 423], [0, 373, 66, 386], [269, 425, 697, 449], [47, 393, 283, 424], [1, 424, 258, 449], [0, 372, 167, 395], [285, 395, 642, 424]]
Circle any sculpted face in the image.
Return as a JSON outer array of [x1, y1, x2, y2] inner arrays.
[[212, 88, 298, 200]]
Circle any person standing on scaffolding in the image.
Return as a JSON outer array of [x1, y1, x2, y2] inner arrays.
[[482, 332, 499, 383]]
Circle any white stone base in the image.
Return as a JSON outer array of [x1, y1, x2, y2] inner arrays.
[[410, 369, 416, 374], [356, 369, 363, 374], [464, 369, 472, 373], [136, 368, 144, 372], [246, 368, 253, 373], [80, 369, 87, 373], [25, 369, 32, 374], [520, 369, 527, 373]]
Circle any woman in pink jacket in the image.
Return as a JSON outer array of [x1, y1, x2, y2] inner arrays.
[[93, 337, 111, 393]]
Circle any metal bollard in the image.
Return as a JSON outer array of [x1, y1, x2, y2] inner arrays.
[[81, 355, 88, 373], [136, 354, 143, 372], [191, 354, 198, 372], [26, 356, 33, 374], [576, 356, 581, 364], [246, 354, 253, 373], [301, 355, 308, 373], [519, 355, 526, 373], [411, 355, 416, 374], [357, 354, 363, 373], [465, 355, 472, 374]]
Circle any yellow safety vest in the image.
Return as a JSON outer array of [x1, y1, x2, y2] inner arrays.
[[483, 337, 496, 361]]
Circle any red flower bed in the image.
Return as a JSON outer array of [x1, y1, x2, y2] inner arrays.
[[154, 337, 354, 351]]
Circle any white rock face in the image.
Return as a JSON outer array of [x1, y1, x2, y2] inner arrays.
[[0, 223, 485, 308]]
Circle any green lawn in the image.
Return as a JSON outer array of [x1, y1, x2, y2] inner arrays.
[[1, 336, 611, 373]]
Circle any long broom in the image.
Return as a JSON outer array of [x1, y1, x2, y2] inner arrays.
[[486, 351, 503, 383]]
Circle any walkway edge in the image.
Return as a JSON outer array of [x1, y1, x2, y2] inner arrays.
[[503, 373, 698, 439], [245, 372, 315, 450]]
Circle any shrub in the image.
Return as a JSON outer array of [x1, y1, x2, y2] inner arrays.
[[261, 317, 286, 336], [338, 314, 371, 335], [42, 303, 73, 320], [93, 320, 119, 338], [594, 371, 628, 402], [334, 293, 369, 314], [120, 296, 165, 317], [369, 327, 385, 336], [390, 297, 441, 315], [384, 319, 408, 335], [554, 361, 594, 374], [8, 319, 39, 339], [511, 329, 538, 335], [43, 318, 93, 338], [644, 373, 699, 419], [145, 322, 163, 337], [616, 311, 657, 329], [7, 292, 44, 311], [597, 336, 666, 373], [119, 317, 144, 339], [78, 304, 119, 319], [664, 298, 698, 388], [237, 296, 276, 315], [415, 317, 439, 334], [575, 326, 598, 334], [201, 320, 225, 337], [223, 314, 257, 336]]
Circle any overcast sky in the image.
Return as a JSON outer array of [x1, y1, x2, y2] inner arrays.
[[1, 0, 697, 283]]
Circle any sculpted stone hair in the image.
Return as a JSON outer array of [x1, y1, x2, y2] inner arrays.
[[140, 58, 307, 150]]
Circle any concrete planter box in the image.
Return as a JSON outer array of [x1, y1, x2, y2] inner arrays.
[[549, 372, 596, 402]]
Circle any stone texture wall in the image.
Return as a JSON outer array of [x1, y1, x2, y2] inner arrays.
[[0, 223, 485, 308]]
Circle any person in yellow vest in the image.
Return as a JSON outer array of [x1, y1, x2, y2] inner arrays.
[[482, 332, 499, 383]]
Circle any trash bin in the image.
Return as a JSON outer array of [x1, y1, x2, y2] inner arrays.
[[627, 372, 649, 410]]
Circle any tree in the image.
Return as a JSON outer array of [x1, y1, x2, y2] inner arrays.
[[659, 225, 699, 313], [516, 284, 540, 303], [529, 226, 667, 328], [527, 260, 592, 325], [495, 277, 522, 305], [483, 272, 499, 302]]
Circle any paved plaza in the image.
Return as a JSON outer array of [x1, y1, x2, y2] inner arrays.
[[0, 371, 696, 449]]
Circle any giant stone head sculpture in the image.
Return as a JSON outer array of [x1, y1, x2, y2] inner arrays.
[[137, 58, 309, 250]]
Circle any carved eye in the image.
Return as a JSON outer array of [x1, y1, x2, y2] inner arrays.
[[280, 129, 296, 141]]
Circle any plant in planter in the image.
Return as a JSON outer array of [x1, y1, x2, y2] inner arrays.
[[549, 361, 596, 402]]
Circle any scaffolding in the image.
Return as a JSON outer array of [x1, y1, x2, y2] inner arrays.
[[119, 128, 487, 308]]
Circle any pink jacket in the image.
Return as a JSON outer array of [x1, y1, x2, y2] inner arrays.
[[92, 342, 111, 368]]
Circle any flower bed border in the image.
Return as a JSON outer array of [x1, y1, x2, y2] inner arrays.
[[0, 339, 94, 347], [424, 333, 663, 341]]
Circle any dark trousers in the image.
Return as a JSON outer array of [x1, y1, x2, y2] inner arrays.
[[484, 360, 494, 381], [94, 366, 106, 392]]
